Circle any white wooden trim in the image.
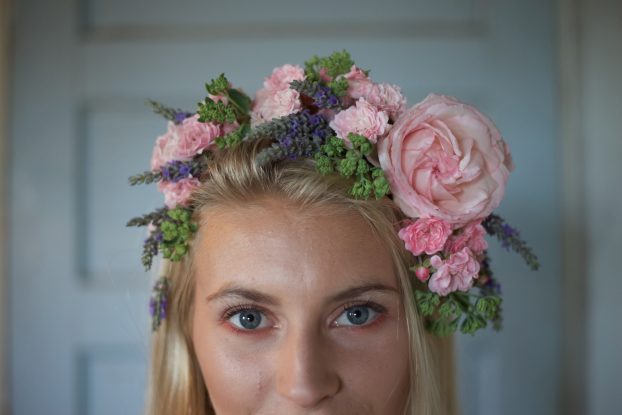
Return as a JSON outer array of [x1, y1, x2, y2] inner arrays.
[[557, 0, 587, 413], [0, 0, 11, 413]]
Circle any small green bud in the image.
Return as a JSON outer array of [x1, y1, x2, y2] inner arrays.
[[356, 159, 370, 176], [338, 158, 357, 177]]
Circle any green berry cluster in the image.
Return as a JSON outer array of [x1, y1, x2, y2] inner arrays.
[[303, 50, 362, 96], [159, 208, 198, 262], [315, 134, 390, 200], [197, 73, 252, 125]]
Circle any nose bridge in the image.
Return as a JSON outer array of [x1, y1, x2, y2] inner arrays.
[[276, 322, 341, 407]]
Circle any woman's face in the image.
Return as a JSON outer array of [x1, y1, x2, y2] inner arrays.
[[192, 200, 410, 414]]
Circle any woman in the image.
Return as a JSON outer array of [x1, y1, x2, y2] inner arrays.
[[129, 51, 535, 415]]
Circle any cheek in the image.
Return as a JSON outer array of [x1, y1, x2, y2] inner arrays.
[[333, 320, 411, 410], [192, 312, 272, 414]]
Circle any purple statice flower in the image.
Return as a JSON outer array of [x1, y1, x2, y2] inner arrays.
[[313, 85, 341, 109], [174, 111, 193, 124]]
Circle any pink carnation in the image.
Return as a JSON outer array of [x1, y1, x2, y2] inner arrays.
[[329, 98, 389, 143], [149, 115, 221, 170], [445, 221, 488, 255], [150, 130, 175, 171], [171, 114, 221, 159], [378, 94, 514, 226], [398, 218, 452, 256], [158, 178, 201, 209], [363, 83, 407, 121], [343, 65, 372, 100], [250, 88, 302, 127], [428, 248, 480, 296], [263, 64, 305, 91]]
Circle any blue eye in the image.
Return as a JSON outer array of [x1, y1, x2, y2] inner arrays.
[[228, 308, 269, 330], [334, 305, 379, 327]]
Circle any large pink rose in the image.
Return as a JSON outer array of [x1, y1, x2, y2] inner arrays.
[[329, 98, 389, 144], [158, 178, 201, 208], [398, 218, 452, 256], [378, 94, 514, 226], [428, 247, 480, 296]]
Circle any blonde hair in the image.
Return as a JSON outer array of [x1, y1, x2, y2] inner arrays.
[[144, 140, 458, 415]]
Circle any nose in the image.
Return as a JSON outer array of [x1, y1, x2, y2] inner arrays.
[[276, 327, 341, 408]]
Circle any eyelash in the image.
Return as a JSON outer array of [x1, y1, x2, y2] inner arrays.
[[220, 301, 387, 333]]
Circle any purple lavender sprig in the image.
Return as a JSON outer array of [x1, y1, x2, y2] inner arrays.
[[248, 110, 334, 165], [147, 99, 193, 124], [289, 79, 342, 109], [127, 207, 169, 270], [160, 159, 205, 182], [483, 214, 540, 270], [149, 276, 170, 331]]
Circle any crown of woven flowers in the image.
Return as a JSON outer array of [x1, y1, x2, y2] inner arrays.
[[127, 50, 538, 335]]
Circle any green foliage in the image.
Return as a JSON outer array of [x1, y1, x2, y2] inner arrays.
[[304, 50, 355, 81], [198, 73, 252, 125], [197, 97, 236, 124], [315, 134, 389, 200], [415, 291, 440, 317], [416, 288, 503, 336], [328, 78, 350, 97], [216, 124, 250, 150], [205, 73, 230, 95]]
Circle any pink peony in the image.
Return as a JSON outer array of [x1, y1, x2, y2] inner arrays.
[[329, 98, 390, 144], [250, 88, 302, 127], [428, 248, 480, 296], [398, 218, 452, 256], [445, 221, 489, 255], [158, 178, 201, 208], [378, 94, 514, 226], [263, 64, 305, 91]]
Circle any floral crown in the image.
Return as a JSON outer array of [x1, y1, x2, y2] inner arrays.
[[127, 50, 538, 336]]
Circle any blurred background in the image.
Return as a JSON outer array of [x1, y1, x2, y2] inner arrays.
[[1, 0, 620, 414]]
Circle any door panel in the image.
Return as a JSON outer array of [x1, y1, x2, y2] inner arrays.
[[10, 1, 559, 414]]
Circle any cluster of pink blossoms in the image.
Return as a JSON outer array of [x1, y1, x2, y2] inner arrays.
[[150, 114, 236, 208], [383, 94, 513, 296]]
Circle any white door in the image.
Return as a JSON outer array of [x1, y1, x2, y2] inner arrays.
[[9, 0, 560, 414]]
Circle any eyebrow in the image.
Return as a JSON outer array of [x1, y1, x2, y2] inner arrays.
[[205, 282, 398, 306]]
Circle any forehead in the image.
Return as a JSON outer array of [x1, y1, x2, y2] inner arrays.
[[193, 201, 398, 296]]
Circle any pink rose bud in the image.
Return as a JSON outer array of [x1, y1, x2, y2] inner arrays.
[[415, 266, 430, 282]]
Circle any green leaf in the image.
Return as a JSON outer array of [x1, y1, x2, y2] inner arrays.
[[415, 291, 440, 317], [228, 88, 252, 114]]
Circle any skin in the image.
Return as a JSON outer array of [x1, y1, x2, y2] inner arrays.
[[192, 199, 410, 414]]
